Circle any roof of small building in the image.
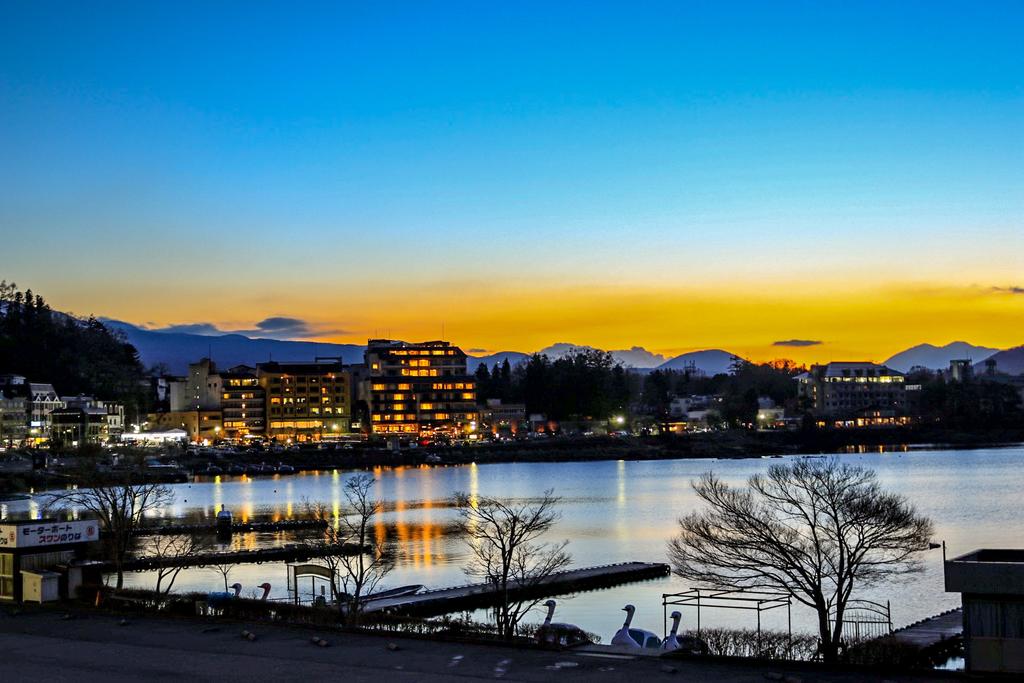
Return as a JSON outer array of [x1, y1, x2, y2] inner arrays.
[[814, 362, 903, 378]]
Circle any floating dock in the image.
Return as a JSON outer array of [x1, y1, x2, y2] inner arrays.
[[131, 519, 327, 536], [111, 542, 363, 572], [364, 561, 670, 616], [890, 608, 963, 651]]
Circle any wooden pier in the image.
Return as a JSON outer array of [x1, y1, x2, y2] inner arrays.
[[364, 561, 671, 617], [110, 542, 363, 572], [131, 519, 327, 536]]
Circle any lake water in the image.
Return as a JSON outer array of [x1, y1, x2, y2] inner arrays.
[[6, 445, 1023, 642]]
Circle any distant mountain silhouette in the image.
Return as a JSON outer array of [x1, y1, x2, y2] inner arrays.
[[536, 342, 666, 368], [466, 351, 531, 371], [883, 341, 999, 372], [975, 345, 1024, 376], [104, 320, 365, 374], [657, 349, 742, 376]]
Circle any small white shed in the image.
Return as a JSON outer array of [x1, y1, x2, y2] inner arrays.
[[21, 570, 61, 603]]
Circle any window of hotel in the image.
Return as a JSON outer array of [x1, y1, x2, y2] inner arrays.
[[420, 403, 434, 410], [393, 404, 405, 411]]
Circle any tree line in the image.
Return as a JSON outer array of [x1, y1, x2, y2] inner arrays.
[[0, 280, 150, 422], [474, 350, 803, 426]]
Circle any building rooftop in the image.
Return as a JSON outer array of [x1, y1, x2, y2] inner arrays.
[[257, 361, 345, 374], [945, 548, 1024, 596], [813, 362, 903, 378]]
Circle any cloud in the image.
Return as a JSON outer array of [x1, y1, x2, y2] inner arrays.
[[466, 347, 489, 354], [246, 317, 316, 337], [150, 317, 345, 340], [992, 286, 1024, 295], [773, 339, 823, 347]]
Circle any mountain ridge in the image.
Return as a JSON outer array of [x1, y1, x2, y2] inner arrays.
[[883, 341, 999, 372]]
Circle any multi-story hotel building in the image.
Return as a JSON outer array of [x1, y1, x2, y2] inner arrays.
[[363, 340, 477, 436], [219, 365, 265, 438], [796, 362, 908, 420], [257, 361, 350, 442]]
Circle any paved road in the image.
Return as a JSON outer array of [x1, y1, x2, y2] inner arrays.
[[0, 607, 955, 682]]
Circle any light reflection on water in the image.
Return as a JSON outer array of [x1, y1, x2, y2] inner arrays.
[[6, 446, 1023, 642]]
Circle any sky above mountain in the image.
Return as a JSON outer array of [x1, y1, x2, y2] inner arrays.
[[2, 2, 1022, 363]]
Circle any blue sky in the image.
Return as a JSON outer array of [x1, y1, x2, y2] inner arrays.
[[1, 2, 1021, 358]]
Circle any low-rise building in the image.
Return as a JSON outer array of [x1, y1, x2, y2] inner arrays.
[[258, 361, 350, 442], [946, 548, 1024, 674], [179, 358, 222, 411], [0, 376, 63, 440], [479, 399, 526, 436], [147, 409, 223, 443], [219, 365, 265, 438], [796, 362, 910, 424], [0, 390, 28, 446], [50, 400, 107, 447], [48, 396, 124, 445], [364, 339, 477, 437]]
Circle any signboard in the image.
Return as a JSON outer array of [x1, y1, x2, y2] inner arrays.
[[0, 520, 99, 549]]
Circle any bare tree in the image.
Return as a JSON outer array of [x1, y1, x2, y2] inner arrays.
[[208, 560, 235, 593], [668, 458, 933, 663], [46, 468, 174, 589], [150, 533, 207, 597], [306, 474, 394, 624], [453, 489, 572, 640]]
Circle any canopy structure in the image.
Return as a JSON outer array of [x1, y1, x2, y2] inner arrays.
[[663, 588, 793, 651], [120, 429, 188, 444]]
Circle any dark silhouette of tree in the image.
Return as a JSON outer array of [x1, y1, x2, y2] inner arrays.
[[0, 281, 150, 422], [45, 460, 174, 589], [668, 459, 933, 663], [453, 489, 572, 640]]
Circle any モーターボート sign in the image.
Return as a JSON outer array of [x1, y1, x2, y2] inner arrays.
[[0, 520, 99, 548]]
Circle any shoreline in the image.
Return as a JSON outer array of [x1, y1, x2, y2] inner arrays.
[[2, 429, 1021, 497]]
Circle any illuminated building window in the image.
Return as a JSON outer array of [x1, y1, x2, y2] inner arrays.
[[397, 383, 411, 390], [462, 393, 474, 400], [372, 415, 382, 422], [420, 403, 434, 410], [393, 403, 405, 411], [372, 383, 386, 391], [435, 413, 450, 420], [393, 394, 405, 400]]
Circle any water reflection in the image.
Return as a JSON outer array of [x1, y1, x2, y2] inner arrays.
[[4, 448, 1023, 641]]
